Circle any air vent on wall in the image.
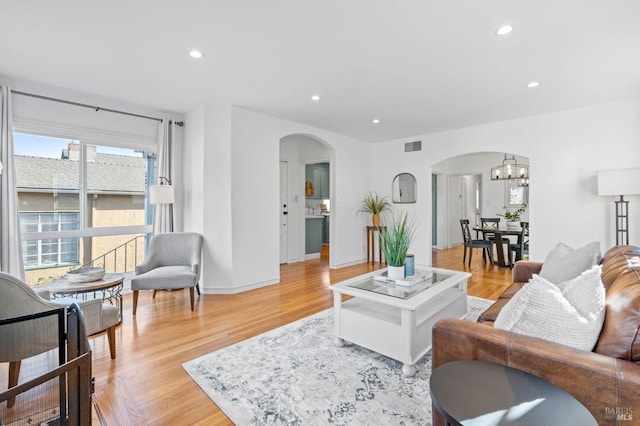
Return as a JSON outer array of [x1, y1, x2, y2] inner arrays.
[[404, 141, 422, 152]]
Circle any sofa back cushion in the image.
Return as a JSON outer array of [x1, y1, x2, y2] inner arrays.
[[538, 242, 601, 284], [600, 245, 637, 291], [594, 266, 640, 362]]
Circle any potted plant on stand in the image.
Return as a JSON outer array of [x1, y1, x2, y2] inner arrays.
[[358, 192, 391, 227], [497, 204, 527, 229], [381, 212, 416, 279]]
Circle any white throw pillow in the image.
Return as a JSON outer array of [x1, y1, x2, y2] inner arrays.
[[494, 265, 605, 351], [539, 242, 601, 283]]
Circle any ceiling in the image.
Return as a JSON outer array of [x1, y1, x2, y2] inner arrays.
[[1, 1, 639, 142]]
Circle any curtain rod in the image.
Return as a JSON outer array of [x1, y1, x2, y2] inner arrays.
[[11, 90, 184, 127]]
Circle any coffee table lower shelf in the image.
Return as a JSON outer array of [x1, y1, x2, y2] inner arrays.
[[333, 286, 467, 376]]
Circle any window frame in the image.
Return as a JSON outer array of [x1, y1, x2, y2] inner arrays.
[[13, 123, 155, 252]]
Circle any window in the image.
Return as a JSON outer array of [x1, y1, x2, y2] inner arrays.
[[21, 213, 79, 267], [506, 180, 529, 207], [14, 132, 155, 284]]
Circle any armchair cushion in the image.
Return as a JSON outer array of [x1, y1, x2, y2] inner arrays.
[[49, 297, 119, 336], [131, 265, 197, 291]]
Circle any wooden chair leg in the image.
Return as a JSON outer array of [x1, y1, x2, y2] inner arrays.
[[152, 290, 157, 299], [509, 248, 515, 268], [107, 326, 116, 360], [189, 287, 195, 311], [462, 246, 467, 264], [196, 282, 201, 295], [468, 247, 473, 266], [488, 246, 494, 265], [7, 360, 21, 408], [133, 290, 139, 316]]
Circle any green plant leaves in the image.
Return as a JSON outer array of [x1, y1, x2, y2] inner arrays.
[[357, 192, 391, 215], [380, 212, 416, 267]]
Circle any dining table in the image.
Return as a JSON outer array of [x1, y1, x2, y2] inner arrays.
[[472, 225, 525, 267]]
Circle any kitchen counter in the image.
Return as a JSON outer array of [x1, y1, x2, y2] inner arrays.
[[306, 215, 325, 219]]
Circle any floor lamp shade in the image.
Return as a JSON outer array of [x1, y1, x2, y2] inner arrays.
[[597, 168, 640, 197], [597, 168, 640, 245], [149, 184, 175, 204]]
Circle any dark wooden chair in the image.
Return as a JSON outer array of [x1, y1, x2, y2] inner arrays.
[[480, 217, 510, 245], [460, 219, 494, 267], [508, 221, 530, 267]]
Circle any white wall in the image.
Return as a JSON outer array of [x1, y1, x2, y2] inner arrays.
[[184, 106, 373, 294], [8, 74, 640, 292], [372, 98, 640, 264]]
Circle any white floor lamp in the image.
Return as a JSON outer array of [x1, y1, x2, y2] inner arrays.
[[149, 177, 175, 232]]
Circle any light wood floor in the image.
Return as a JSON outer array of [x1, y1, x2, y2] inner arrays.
[[87, 245, 512, 424]]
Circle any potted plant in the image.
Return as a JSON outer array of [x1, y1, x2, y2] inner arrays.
[[381, 212, 416, 279], [497, 204, 527, 229], [358, 192, 391, 226]]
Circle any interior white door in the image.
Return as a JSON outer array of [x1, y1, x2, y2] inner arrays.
[[279, 161, 288, 264]]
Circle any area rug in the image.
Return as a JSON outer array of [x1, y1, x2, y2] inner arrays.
[[183, 296, 493, 425]]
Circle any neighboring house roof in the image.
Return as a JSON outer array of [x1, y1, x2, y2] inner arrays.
[[16, 154, 146, 193]]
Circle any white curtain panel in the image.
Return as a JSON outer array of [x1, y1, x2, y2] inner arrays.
[[0, 86, 25, 278], [152, 118, 174, 234]]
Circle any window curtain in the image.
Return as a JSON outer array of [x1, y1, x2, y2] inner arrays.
[[0, 86, 25, 279], [152, 118, 174, 234]]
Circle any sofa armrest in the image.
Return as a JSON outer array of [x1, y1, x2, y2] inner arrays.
[[431, 318, 640, 425], [512, 260, 543, 283]]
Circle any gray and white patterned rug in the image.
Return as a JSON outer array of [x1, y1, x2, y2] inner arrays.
[[183, 296, 493, 425]]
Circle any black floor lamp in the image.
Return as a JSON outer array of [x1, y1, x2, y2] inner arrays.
[[597, 168, 640, 245]]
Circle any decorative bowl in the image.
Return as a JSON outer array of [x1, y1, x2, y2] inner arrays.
[[67, 267, 106, 283]]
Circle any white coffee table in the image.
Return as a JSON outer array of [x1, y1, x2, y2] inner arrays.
[[330, 266, 471, 376]]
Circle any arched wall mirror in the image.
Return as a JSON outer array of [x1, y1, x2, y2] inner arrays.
[[392, 173, 417, 203]]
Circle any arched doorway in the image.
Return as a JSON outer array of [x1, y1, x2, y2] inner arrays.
[[279, 134, 335, 265], [431, 152, 530, 260]]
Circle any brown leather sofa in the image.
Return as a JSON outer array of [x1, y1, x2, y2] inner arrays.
[[432, 245, 640, 425]]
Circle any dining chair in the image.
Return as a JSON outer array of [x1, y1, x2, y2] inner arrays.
[[480, 217, 510, 245], [460, 219, 494, 267], [131, 232, 203, 315], [508, 221, 530, 267]]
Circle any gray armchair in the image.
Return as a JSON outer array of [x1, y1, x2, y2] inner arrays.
[[131, 232, 203, 315], [0, 271, 119, 405]]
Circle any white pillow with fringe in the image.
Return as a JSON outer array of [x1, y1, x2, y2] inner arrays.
[[494, 265, 605, 351]]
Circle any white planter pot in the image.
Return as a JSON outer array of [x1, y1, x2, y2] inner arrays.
[[507, 221, 520, 229], [387, 265, 405, 280]]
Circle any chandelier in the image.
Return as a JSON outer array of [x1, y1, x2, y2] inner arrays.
[[491, 154, 529, 181]]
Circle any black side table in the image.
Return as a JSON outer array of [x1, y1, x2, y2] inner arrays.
[[430, 360, 597, 425]]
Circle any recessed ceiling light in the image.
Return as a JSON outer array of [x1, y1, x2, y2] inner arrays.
[[311, 94, 321, 101], [495, 25, 513, 36], [526, 81, 540, 88], [372, 119, 380, 124], [189, 50, 204, 59]]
